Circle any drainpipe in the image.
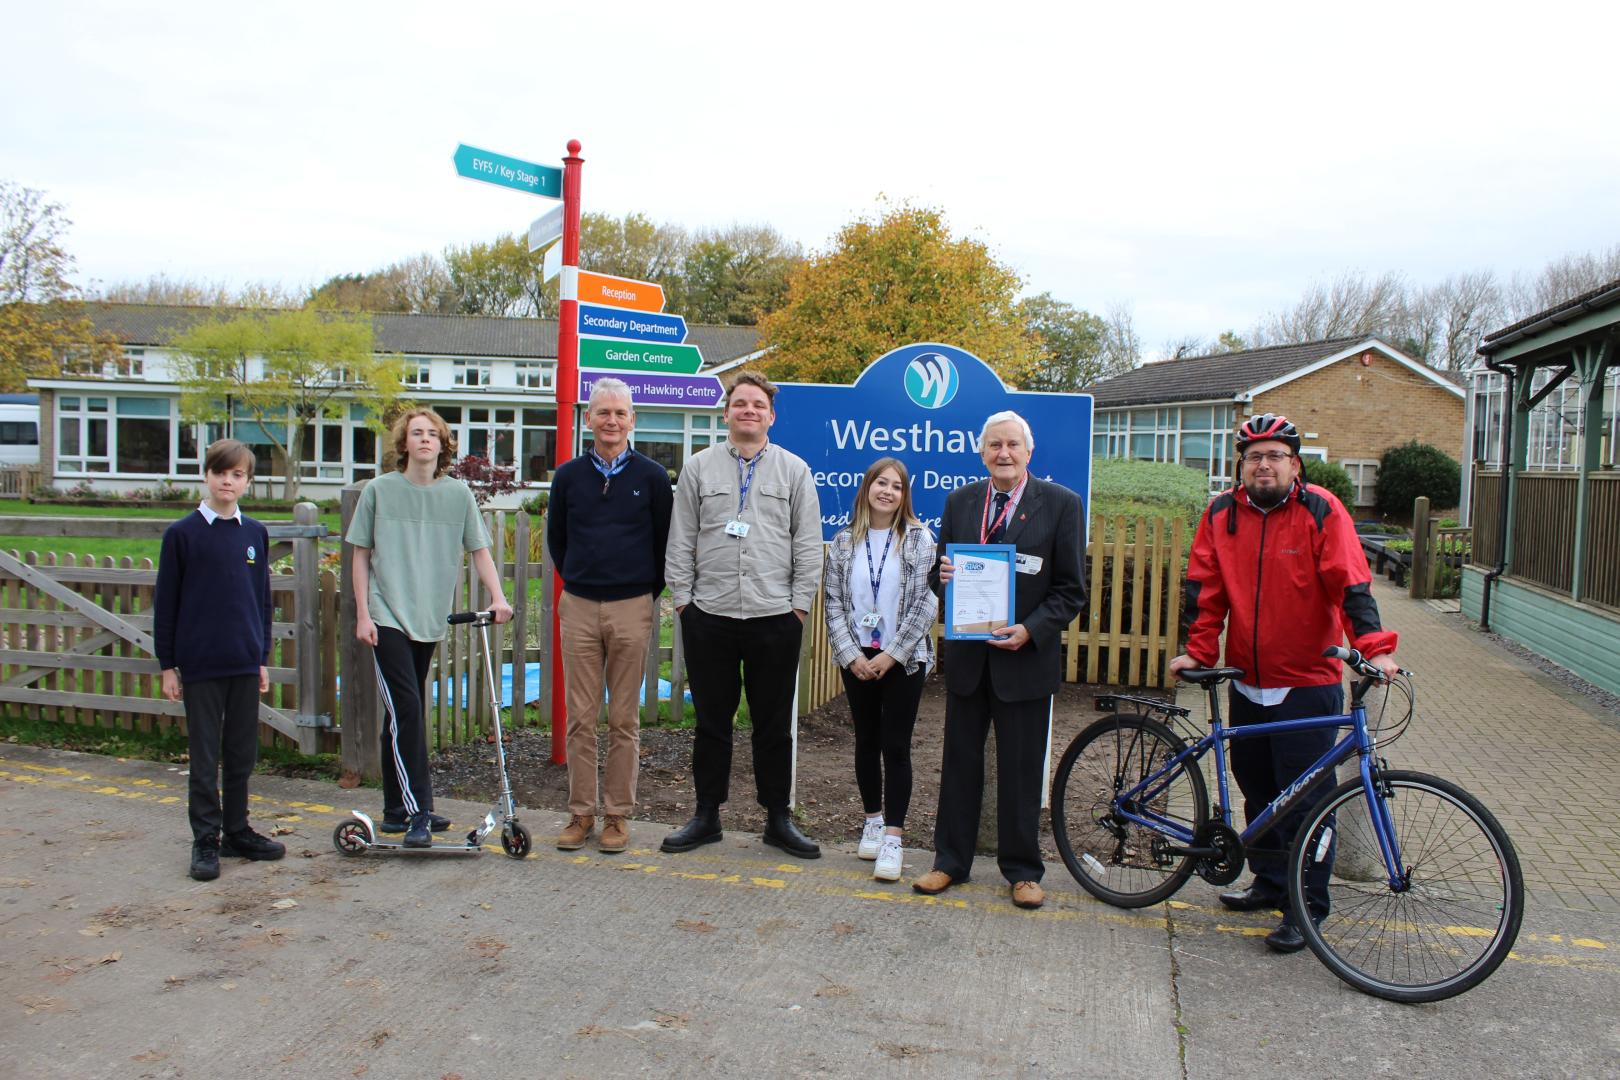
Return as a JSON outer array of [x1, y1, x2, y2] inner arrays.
[[1479, 357, 1516, 631]]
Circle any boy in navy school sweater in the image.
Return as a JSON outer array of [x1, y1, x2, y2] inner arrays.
[[154, 439, 285, 882]]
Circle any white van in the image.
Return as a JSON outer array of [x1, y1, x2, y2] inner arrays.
[[0, 395, 41, 467]]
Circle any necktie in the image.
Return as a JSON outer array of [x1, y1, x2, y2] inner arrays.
[[989, 491, 1011, 543]]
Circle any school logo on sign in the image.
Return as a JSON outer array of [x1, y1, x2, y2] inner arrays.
[[904, 352, 960, 409]]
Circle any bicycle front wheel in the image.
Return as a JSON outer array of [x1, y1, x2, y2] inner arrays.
[[1289, 770, 1524, 1003], [1051, 715, 1209, 908]]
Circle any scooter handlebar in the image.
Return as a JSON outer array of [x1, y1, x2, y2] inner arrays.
[[447, 610, 493, 626]]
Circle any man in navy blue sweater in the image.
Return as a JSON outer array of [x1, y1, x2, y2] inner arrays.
[[155, 439, 284, 881], [547, 377, 673, 853]]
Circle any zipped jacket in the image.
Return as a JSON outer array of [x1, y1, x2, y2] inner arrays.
[[1181, 479, 1397, 688]]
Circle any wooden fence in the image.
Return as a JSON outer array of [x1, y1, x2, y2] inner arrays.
[[2, 499, 1188, 781], [0, 507, 335, 752], [1586, 473, 1620, 610], [0, 467, 42, 501]]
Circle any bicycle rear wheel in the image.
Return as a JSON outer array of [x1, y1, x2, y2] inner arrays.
[[1289, 770, 1523, 1003], [1051, 715, 1209, 907]]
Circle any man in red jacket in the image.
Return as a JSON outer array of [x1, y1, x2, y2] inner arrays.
[[1170, 413, 1399, 954]]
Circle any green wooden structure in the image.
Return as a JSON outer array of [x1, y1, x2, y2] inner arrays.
[[1464, 279, 1620, 694]]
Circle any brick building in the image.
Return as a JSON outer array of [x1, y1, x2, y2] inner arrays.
[[1085, 337, 1466, 507]]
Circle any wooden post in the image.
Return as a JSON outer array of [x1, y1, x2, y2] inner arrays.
[[1409, 496, 1431, 599], [292, 502, 322, 754], [338, 484, 380, 785]]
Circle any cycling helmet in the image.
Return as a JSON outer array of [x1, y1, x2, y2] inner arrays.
[[1236, 412, 1300, 455]]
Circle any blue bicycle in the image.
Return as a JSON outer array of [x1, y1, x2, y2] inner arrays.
[[1050, 647, 1523, 1002]]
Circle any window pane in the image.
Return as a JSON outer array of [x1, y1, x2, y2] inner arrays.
[[522, 429, 556, 482], [322, 424, 342, 462], [89, 419, 108, 457], [354, 427, 376, 463], [522, 409, 556, 426], [1130, 433, 1155, 459], [635, 412, 683, 431], [59, 419, 80, 456], [116, 397, 168, 417], [116, 418, 169, 473], [1181, 406, 1212, 427]]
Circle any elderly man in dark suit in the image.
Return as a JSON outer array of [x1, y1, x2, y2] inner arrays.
[[913, 410, 1087, 909]]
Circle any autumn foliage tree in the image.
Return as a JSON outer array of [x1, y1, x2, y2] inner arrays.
[[756, 204, 1042, 385]]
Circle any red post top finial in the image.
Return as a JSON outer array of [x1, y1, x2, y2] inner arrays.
[[567, 139, 582, 155]]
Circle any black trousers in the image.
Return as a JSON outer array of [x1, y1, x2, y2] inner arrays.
[[373, 626, 439, 820], [841, 647, 925, 829], [932, 681, 1049, 884], [680, 606, 802, 810], [1228, 682, 1342, 922], [184, 674, 262, 843]]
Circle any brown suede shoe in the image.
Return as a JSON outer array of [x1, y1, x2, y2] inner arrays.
[[556, 814, 593, 851], [911, 869, 958, 896], [599, 815, 628, 853], [1011, 881, 1045, 909]]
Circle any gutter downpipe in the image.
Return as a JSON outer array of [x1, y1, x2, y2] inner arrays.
[[1479, 356, 1516, 631]]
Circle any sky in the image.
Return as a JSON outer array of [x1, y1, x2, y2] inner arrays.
[[6, 1, 1619, 357]]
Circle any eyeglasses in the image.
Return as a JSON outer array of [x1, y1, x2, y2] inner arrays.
[[1241, 451, 1293, 465]]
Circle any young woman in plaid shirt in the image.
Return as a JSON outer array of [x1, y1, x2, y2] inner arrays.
[[823, 457, 938, 882]]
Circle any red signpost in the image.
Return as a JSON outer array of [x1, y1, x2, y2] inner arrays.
[[551, 139, 584, 763]]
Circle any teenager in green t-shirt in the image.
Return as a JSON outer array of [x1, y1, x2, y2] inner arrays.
[[347, 408, 513, 847]]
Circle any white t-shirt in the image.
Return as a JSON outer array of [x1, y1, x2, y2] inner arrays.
[[848, 527, 903, 651]]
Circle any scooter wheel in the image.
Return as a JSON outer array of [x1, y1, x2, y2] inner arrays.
[[332, 820, 370, 856], [501, 822, 532, 860]]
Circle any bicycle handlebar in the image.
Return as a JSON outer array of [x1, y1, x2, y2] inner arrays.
[[447, 610, 494, 626]]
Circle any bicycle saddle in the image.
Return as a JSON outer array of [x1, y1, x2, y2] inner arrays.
[[1174, 666, 1245, 686]]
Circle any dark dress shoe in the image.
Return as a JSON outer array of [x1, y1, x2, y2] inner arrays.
[[762, 808, 820, 859], [1265, 919, 1310, 954], [221, 827, 286, 861], [1219, 884, 1285, 912], [661, 806, 722, 853]]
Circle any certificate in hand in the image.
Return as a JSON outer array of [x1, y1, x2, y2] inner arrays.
[[944, 543, 1016, 640]]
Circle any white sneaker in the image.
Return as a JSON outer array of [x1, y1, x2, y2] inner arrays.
[[874, 837, 903, 882], [857, 819, 884, 860]]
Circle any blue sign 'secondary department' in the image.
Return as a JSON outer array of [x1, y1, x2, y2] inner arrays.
[[770, 343, 1094, 541]]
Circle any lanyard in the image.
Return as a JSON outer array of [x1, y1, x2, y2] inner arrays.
[[735, 447, 765, 517], [980, 476, 1027, 543], [862, 527, 895, 647], [590, 448, 631, 494]]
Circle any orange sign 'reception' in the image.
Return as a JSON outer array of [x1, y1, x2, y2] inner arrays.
[[577, 271, 665, 313]]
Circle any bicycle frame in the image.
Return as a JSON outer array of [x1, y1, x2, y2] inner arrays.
[[1116, 682, 1408, 891]]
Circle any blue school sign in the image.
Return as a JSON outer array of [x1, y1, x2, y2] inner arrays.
[[770, 343, 1093, 541]]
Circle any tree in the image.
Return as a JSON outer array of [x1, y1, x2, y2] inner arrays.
[[169, 308, 408, 500], [306, 254, 456, 314], [445, 233, 545, 318], [1160, 334, 1207, 361], [1213, 330, 1247, 353], [95, 274, 302, 308], [0, 181, 116, 390], [1506, 243, 1620, 319], [1016, 292, 1108, 392], [755, 203, 1041, 385], [1375, 441, 1461, 517], [681, 224, 802, 325], [1100, 303, 1143, 376], [1252, 270, 1410, 347]]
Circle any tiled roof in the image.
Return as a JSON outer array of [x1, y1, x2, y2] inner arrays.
[[1082, 338, 1368, 408], [82, 303, 764, 367], [1481, 276, 1620, 347]]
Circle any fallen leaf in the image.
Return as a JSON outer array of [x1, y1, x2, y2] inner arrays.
[[368, 1030, 391, 1049], [270, 899, 298, 910], [675, 919, 716, 934], [576, 1025, 608, 1037], [829, 922, 857, 937], [816, 984, 852, 998], [271, 827, 295, 836], [97, 951, 122, 965], [131, 1050, 168, 1063]]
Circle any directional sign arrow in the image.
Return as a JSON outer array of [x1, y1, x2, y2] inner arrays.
[[528, 205, 565, 252], [453, 143, 563, 199], [580, 369, 724, 409], [577, 270, 665, 313], [578, 304, 688, 345], [579, 336, 703, 375]]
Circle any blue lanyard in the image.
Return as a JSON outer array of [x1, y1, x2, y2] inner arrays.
[[862, 528, 895, 646], [591, 448, 631, 494], [735, 448, 764, 516]]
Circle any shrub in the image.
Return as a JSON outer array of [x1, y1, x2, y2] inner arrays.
[[66, 479, 96, 499], [1090, 458, 1210, 533], [519, 492, 548, 517], [152, 480, 192, 502], [1300, 458, 1355, 508], [449, 454, 520, 507], [1375, 441, 1460, 518]]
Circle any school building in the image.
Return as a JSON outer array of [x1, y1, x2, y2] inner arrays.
[[27, 303, 765, 503], [1084, 337, 1467, 506]]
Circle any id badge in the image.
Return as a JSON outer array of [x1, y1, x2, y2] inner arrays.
[[858, 611, 882, 630], [725, 520, 750, 538]]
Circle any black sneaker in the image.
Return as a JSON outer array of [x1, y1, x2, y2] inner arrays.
[[403, 813, 433, 848], [382, 812, 451, 834], [221, 827, 286, 861], [190, 837, 220, 881]]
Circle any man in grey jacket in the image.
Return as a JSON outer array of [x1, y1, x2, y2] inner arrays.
[[662, 371, 825, 858]]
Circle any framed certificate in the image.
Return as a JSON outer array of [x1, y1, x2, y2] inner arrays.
[[943, 543, 1016, 640]]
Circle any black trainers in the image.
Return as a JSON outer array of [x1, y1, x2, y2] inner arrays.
[[221, 827, 286, 861], [189, 836, 221, 881], [381, 812, 451, 834], [403, 813, 433, 848]]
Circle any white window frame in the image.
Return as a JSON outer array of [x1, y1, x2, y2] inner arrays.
[[453, 359, 492, 387], [1341, 458, 1379, 508]]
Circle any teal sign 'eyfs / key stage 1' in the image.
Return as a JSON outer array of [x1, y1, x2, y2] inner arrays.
[[770, 343, 1094, 541], [453, 143, 563, 199]]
